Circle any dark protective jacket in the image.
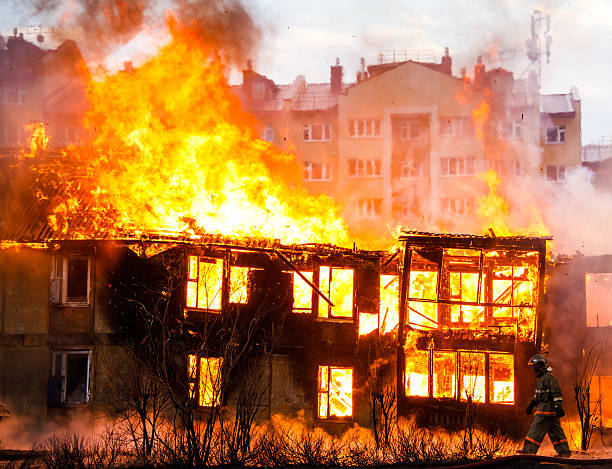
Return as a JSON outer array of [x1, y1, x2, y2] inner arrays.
[[533, 371, 563, 415]]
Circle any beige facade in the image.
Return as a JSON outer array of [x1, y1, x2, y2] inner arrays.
[[239, 54, 582, 240]]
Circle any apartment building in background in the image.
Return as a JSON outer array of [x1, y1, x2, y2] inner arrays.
[[236, 50, 582, 239]]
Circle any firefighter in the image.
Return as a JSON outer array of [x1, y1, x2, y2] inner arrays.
[[521, 354, 571, 457]]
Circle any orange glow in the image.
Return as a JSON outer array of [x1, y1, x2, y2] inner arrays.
[[489, 354, 514, 404], [379, 274, 399, 334], [186, 256, 223, 310], [318, 267, 353, 319], [460, 352, 485, 403], [21, 122, 49, 158], [318, 366, 353, 418], [188, 355, 222, 407], [292, 271, 313, 313], [405, 349, 429, 397], [471, 98, 489, 142], [358, 312, 378, 336], [229, 266, 250, 304], [30, 17, 349, 245]]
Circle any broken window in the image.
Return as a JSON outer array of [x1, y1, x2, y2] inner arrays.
[[303, 123, 332, 142], [380, 274, 399, 334], [317, 366, 353, 419], [433, 351, 456, 398], [52, 350, 90, 405], [408, 249, 439, 329], [188, 355, 222, 407], [406, 247, 539, 336], [489, 354, 514, 404], [318, 266, 353, 319], [186, 256, 223, 311], [585, 273, 612, 327], [405, 349, 429, 397], [50, 254, 90, 305], [229, 266, 250, 304], [292, 271, 313, 313], [460, 352, 485, 403], [404, 349, 514, 404]]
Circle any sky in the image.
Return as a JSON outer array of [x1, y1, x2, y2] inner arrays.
[[1, 0, 611, 144]]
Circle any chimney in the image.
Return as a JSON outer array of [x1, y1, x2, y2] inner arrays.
[[330, 57, 343, 93], [474, 55, 485, 89], [440, 47, 452, 75]]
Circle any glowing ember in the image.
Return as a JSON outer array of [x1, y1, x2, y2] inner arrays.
[[318, 365, 353, 418]]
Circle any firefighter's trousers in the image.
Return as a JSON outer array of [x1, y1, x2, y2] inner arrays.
[[522, 414, 570, 456]]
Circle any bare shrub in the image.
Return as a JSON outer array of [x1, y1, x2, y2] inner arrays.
[[574, 342, 604, 451]]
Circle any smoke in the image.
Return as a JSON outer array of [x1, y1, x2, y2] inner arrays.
[[17, 0, 261, 67]]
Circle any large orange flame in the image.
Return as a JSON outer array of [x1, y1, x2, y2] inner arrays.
[[33, 17, 349, 245]]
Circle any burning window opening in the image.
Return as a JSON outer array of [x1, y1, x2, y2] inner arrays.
[[405, 349, 514, 405], [292, 271, 313, 313], [186, 256, 223, 311], [406, 246, 539, 336], [317, 365, 353, 419], [50, 350, 91, 406], [380, 274, 399, 334], [585, 273, 612, 327], [318, 266, 353, 320], [188, 355, 222, 407], [229, 266, 260, 304], [50, 254, 90, 305]]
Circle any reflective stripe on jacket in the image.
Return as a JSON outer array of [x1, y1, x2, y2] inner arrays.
[[533, 372, 563, 414]]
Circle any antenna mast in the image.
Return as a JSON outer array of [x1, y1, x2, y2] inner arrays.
[[524, 10, 552, 89]]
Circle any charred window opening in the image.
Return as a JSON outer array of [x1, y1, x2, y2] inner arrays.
[[407, 247, 539, 336], [188, 355, 222, 407], [318, 266, 354, 320], [186, 256, 223, 311], [585, 273, 612, 327], [52, 350, 90, 405], [50, 254, 90, 305], [229, 266, 256, 304], [380, 274, 399, 334], [292, 271, 313, 314], [317, 365, 353, 419], [404, 348, 514, 405]]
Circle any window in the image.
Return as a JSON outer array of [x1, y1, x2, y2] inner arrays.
[[188, 355, 222, 407], [379, 274, 399, 334], [303, 123, 332, 142], [263, 124, 274, 142], [318, 266, 353, 319], [50, 254, 90, 305], [585, 273, 612, 327], [348, 119, 380, 137], [513, 160, 522, 177], [406, 247, 539, 336], [439, 116, 473, 136], [405, 349, 514, 405], [356, 199, 382, 218], [186, 256, 223, 311], [292, 271, 313, 313], [592, 376, 612, 427], [497, 120, 522, 139], [545, 165, 566, 182], [440, 198, 473, 216], [4, 87, 27, 105], [348, 159, 381, 177], [229, 266, 252, 304], [545, 125, 566, 144], [440, 157, 475, 176], [303, 161, 332, 181], [52, 350, 91, 405], [400, 121, 421, 141], [401, 160, 422, 179], [317, 366, 353, 419]]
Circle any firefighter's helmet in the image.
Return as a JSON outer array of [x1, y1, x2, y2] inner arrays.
[[528, 354, 548, 374]]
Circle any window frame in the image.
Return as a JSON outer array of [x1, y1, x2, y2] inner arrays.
[[440, 157, 475, 177], [348, 118, 381, 138], [51, 350, 91, 405], [347, 158, 382, 178], [355, 198, 382, 218], [317, 266, 355, 320], [545, 164, 566, 182], [187, 355, 223, 407], [303, 161, 332, 181], [303, 123, 332, 142], [317, 365, 354, 420], [545, 125, 566, 144], [404, 349, 514, 405], [439, 116, 473, 136], [185, 255, 224, 312], [50, 254, 91, 306], [262, 124, 274, 142]]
